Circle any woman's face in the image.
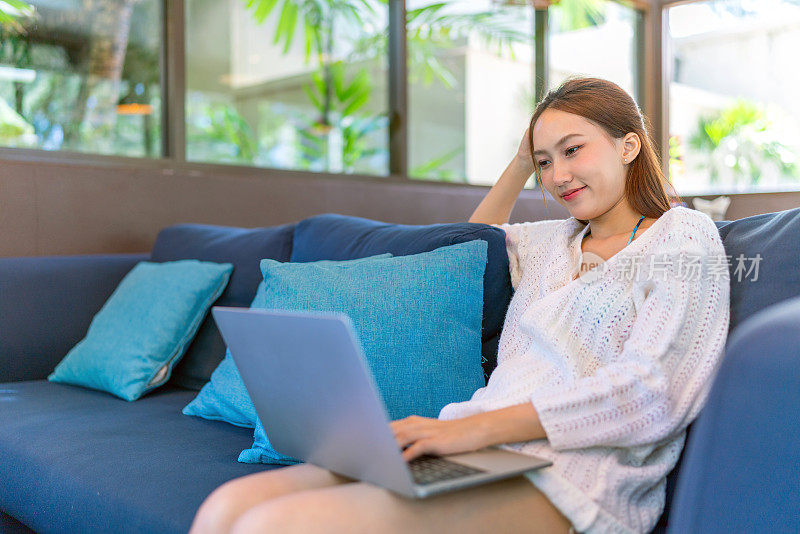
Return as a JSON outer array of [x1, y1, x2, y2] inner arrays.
[[532, 108, 632, 221]]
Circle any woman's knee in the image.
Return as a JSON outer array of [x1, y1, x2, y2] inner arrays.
[[228, 496, 304, 534], [228, 490, 362, 534], [190, 481, 247, 534], [190, 464, 354, 534], [190, 473, 297, 534]]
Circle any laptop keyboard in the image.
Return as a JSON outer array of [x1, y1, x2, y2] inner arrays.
[[407, 454, 486, 485]]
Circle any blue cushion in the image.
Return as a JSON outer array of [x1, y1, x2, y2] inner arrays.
[[289, 213, 511, 382], [239, 240, 488, 464], [714, 207, 800, 333], [150, 223, 295, 390], [182, 254, 393, 429], [48, 260, 233, 401], [0, 380, 273, 534]]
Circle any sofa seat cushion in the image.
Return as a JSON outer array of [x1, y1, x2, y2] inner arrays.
[[0, 381, 279, 534]]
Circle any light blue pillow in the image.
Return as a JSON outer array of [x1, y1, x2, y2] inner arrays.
[[48, 260, 233, 401], [182, 254, 393, 428], [238, 240, 488, 465]]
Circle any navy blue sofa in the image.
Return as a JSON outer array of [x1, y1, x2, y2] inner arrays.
[[1, 209, 799, 534]]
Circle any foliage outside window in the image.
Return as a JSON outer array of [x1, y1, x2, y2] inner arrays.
[[185, 0, 391, 176], [3, 0, 799, 197], [667, 0, 800, 194], [405, 0, 532, 185], [0, 0, 162, 157]]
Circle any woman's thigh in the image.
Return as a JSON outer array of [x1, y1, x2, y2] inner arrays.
[[189, 463, 356, 534], [230, 474, 573, 534]]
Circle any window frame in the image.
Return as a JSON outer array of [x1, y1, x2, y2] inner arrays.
[[11, 0, 777, 196]]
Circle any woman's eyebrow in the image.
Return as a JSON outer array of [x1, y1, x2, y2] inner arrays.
[[533, 133, 585, 156]]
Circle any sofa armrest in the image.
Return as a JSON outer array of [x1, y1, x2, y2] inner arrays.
[[0, 254, 148, 383], [667, 295, 800, 533]]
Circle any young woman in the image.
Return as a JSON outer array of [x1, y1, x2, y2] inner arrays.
[[189, 77, 730, 534]]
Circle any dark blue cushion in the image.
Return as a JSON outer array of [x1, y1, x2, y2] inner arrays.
[[667, 295, 800, 533], [150, 223, 296, 390], [0, 254, 147, 383], [0, 381, 276, 534], [290, 213, 512, 382], [715, 207, 800, 333]]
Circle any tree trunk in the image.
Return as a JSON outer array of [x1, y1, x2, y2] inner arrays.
[[64, 0, 141, 151]]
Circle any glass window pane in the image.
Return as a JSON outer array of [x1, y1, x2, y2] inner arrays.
[[548, 0, 638, 99], [407, 0, 535, 185], [185, 0, 389, 176], [667, 0, 800, 194], [0, 0, 163, 157]]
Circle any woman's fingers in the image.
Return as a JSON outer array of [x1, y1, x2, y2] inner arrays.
[[394, 426, 436, 448], [390, 416, 440, 450], [402, 439, 437, 462]]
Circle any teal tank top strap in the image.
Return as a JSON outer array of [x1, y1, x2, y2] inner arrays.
[[627, 215, 646, 245], [582, 215, 646, 244]]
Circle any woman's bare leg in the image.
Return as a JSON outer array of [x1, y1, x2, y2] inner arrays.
[[188, 463, 356, 534], [228, 475, 573, 534]]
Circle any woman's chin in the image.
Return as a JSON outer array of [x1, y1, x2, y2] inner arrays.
[[566, 205, 591, 220]]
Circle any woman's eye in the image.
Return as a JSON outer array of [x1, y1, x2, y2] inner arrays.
[[538, 146, 580, 168]]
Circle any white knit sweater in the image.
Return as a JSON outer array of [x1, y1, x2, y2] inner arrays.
[[438, 206, 730, 533]]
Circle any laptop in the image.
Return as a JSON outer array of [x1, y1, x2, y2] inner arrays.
[[211, 306, 552, 499]]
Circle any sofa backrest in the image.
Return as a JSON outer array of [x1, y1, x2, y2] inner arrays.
[[0, 254, 148, 383], [288, 213, 512, 383], [714, 206, 800, 333], [657, 206, 800, 532], [151, 223, 296, 390], [149, 215, 512, 389]]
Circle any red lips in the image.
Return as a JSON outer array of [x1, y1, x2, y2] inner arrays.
[[561, 186, 587, 198]]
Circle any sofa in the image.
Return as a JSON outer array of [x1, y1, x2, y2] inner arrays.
[[1, 208, 798, 534]]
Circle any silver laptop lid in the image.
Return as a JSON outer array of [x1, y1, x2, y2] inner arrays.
[[211, 306, 415, 492]]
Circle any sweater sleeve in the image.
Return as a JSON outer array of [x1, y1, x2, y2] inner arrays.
[[492, 220, 563, 291], [530, 225, 731, 451]]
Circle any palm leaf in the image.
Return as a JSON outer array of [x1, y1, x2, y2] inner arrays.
[[247, 0, 280, 25]]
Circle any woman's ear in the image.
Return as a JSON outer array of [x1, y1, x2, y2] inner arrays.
[[622, 132, 641, 162]]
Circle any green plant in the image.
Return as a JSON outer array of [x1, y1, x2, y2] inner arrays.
[[296, 61, 385, 172], [351, 2, 529, 89], [689, 99, 798, 186], [188, 101, 258, 163], [243, 0, 529, 176], [668, 135, 684, 181], [0, 95, 33, 143], [0, 0, 33, 33], [409, 146, 465, 182], [550, 0, 606, 32]]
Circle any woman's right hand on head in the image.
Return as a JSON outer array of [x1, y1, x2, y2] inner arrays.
[[516, 126, 533, 165]]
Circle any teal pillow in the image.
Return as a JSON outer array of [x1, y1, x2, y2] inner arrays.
[[238, 240, 488, 465], [48, 260, 233, 401], [182, 254, 393, 428]]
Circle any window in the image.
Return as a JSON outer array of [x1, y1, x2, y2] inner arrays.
[[407, 0, 535, 185], [667, 0, 800, 194], [185, 0, 390, 176], [0, 0, 163, 157], [10, 1, 795, 199], [548, 0, 638, 100]]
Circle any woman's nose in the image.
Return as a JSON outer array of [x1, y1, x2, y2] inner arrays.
[[552, 161, 572, 185]]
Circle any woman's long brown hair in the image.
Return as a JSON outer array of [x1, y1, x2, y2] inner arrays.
[[527, 77, 682, 224]]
